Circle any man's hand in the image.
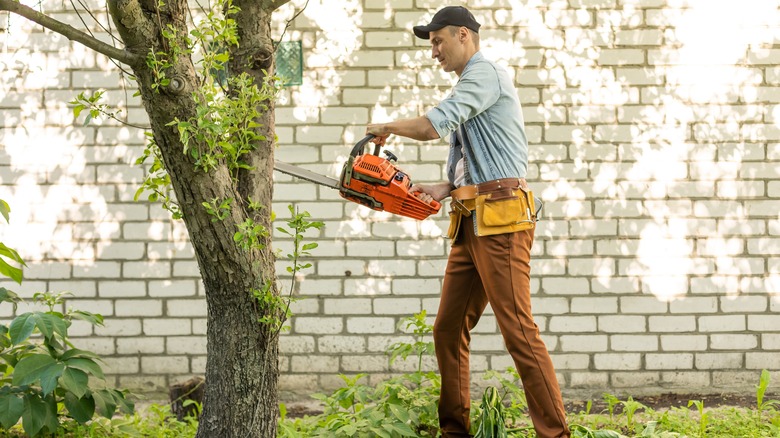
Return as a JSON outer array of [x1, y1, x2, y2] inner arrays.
[[410, 182, 452, 203], [366, 124, 389, 146]]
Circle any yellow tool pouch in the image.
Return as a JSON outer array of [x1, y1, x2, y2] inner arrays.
[[446, 211, 462, 240], [474, 187, 536, 237]]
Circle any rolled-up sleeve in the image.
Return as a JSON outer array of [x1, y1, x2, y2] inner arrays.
[[425, 62, 501, 139]]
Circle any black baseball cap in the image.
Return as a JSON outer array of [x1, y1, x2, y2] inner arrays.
[[413, 6, 481, 40]]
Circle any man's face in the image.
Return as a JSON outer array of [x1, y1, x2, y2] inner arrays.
[[429, 27, 466, 74]]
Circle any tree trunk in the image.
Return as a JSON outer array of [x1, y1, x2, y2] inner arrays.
[[104, 0, 285, 436], [0, 0, 289, 433]]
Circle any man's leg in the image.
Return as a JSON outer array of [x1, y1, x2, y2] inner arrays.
[[434, 223, 489, 437], [469, 228, 570, 438]]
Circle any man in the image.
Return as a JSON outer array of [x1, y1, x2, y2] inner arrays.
[[366, 6, 570, 438]]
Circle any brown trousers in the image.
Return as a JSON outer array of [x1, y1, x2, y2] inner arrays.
[[434, 216, 570, 438]]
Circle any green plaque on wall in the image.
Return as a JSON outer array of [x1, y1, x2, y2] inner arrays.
[[276, 41, 303, 86]]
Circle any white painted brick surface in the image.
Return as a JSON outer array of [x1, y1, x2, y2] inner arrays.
[[1, 0, 778, 400]]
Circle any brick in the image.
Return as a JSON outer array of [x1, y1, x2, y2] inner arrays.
[[98, 281, 145, 298], [542, 277, 590, 295], [318, 336, 366, 353], [341, 355, 389, 373], [101, 357, 140, 375], [166, 299, 207, 317], [699, 315, 746, 332], [122, 261, 170, 279], [323, 298, 372, 315], [470, 334, 505, 352], [73, 262, 121, 278], [598, 315, 646, 333], [143, 318, 191, 336], [720, 296, 767, 313], [346, 317, 395, 334], [560, 335, 608, 352], [24, 262, 70, 279], [141, 356, 189, 374], [48, 281, 97, 298], [594, 353, 641, 370], [166, 336, 207, 354], [611, 335, 658, 351], [696, 352, 744, 370], [620, 296, 668, 314], [294, 317, 342, 334], [661, 335, 708, 352], [648, 315, 696, 332], [114, 299, 162, 317], [72, 337, 115, 355], [710, 334, 758, 350], [669, 297, 718, 314], [372, 297, 420, 315], [290, 355, 339, 373], [148, 280, 197, 297], [569, 372, 609, 388], [570, 297, 617, 314], [646, 353, 693, 370], [761, 334, 780, 349], [392, 278, 440, 295], [278, 336, 315, 354], [548, 316, 596, 333], [94, 319, 142, 336], [748, 315, 780, 331], [661, 371, 710, 388], [116, 337, 165, 354], [746, 352, 780, 370]]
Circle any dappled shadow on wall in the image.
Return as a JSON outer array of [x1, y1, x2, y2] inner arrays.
[[496, 0, 780, 301]]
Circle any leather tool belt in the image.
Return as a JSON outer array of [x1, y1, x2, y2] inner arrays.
[[447, 178, 538, 241]]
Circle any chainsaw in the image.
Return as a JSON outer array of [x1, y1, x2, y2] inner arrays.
[[274, 135, 442, 220]]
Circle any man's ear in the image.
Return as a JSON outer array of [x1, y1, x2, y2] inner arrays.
[[459, 26, 469, 43]]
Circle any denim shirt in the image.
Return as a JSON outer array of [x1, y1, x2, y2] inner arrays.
[[425, 51, 528, 187]]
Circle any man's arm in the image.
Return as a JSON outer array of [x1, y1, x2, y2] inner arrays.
[[366, 116, 439, 143]]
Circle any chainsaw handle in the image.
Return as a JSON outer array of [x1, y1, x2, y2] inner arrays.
[[350, 134, 380, 158], [413, 192, 441, 213]]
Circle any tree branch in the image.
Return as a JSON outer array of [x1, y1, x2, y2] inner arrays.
[[0, 0, 143, 67], [268, 0, 291, 11]]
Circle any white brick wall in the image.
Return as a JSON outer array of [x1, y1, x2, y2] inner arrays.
[[1, 0, 779, 400]]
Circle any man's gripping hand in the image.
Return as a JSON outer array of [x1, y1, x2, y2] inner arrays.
[[410, 182, 452, 204]]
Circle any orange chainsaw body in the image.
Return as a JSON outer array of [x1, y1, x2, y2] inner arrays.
[[339, 138, 441, 220]]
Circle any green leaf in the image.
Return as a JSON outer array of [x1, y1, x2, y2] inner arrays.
[[13, 354, 58, 386], [33, 312, 68, 341], [39, 362, 65, 396], [69, 310, 104, 326], [0, 199, 10, 223], [302, 242, 318, 251], [65, 357, 105, 380], [64, 391, 95, 424], [93, 389, 117, 419], [60, 367, 89, 398], [21, 393, 58, 437], [0, 393, 24, 429], [60, 348, 100, 361], [0, 257, 23, 284], [0, 286, 20, 304], [9, 313, 36, 344]]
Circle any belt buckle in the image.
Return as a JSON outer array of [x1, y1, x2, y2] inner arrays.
[[452, 198, 472, 217]]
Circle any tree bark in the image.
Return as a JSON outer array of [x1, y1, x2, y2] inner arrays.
[[105, 0, 290, 436], [5, 0, 292, 433]]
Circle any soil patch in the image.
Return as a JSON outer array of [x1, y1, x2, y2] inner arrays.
[[565, 392, 780, 414], [283, 393, 780, 419]]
